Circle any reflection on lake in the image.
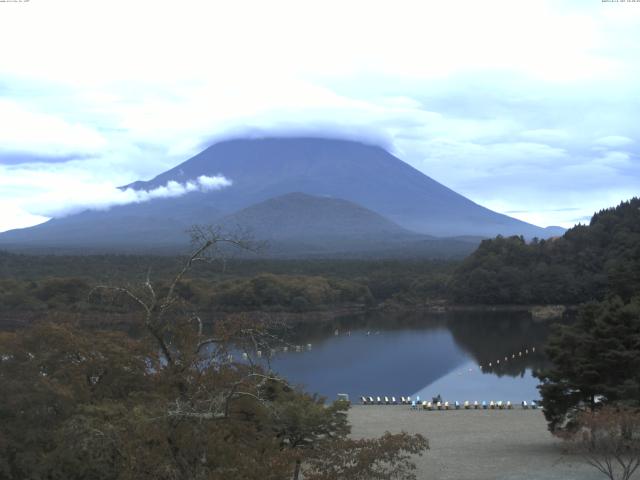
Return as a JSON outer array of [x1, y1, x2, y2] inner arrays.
[[265, 310, 554, 403]]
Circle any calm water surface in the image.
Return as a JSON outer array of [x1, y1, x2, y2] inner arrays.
[[265, 310, 552, 404]]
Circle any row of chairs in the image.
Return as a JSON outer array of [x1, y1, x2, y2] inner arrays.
[[360, 396, 540, 410]]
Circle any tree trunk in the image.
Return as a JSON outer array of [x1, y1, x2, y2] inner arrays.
[[292, 458, 301, 480]]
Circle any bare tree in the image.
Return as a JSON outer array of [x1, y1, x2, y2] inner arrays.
[[89, 226, 285, 417], [91, 226, 255, 362], [564, 406, 640, 480]]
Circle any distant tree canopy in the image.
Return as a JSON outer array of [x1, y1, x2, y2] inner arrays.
[[535, 296, 640, 433], [208, 274, 374, 311], [449, 198, 640, 305], [0, 256, 457, 317]]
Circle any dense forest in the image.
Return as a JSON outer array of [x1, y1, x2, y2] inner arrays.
[[450, 198, 640, 305], [0, 253, 454, 319]]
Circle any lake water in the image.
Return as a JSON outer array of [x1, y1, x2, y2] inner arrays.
[[264, 310, 553, 404]]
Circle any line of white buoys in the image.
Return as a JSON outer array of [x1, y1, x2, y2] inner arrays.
[[260, 344, 315, 357], [480, 346, 539, 370]]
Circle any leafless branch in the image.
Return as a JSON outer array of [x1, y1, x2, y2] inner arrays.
[[89, 285, 151, 316]]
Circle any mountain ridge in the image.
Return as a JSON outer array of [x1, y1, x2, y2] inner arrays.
[[0, 137, 565, 255]]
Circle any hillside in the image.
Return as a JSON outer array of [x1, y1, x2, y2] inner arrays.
[[221, 192, 411, 240], [449, 198, 640, 304]]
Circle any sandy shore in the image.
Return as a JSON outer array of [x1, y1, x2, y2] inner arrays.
[[348, 406, 602, 480]]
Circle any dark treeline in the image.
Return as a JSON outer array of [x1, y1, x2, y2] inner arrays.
[[0, 253, 456, 314], [450, 198, 640, 305]]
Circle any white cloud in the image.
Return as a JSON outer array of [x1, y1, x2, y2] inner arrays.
[[0, 99, 106, 157], [36, 175, 231, 218], [594, 135, 635, 148], [0, 0, 639, 231], [0, 205, 48, 233], [519, 129, 570, 143], [0, 170, 231, 231]]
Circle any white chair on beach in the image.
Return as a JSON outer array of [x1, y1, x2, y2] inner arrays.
[[497, 401, 504, 409], [361, 396, 368, 405], [426, 401, 433, 410], [391, 396, 397, 404], [482, 401, 488, 409], [489, 401, 496, 409], [422, 400, 428, 409], [454, 401, 461, 410], [522, 401, 528, 409], [474, 401, 480, 409], [368, 396, 374, 404], [464, 400, 470, 409], [506, 401, 512, 409], [384, 396, 390, 404], [436, 401, 443, 410], [376, 396, 382, 405], [444, 401, 450, 410]]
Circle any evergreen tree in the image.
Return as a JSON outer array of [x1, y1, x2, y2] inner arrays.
[[536, 296, 640, 432], [450, 197, 640, 305]]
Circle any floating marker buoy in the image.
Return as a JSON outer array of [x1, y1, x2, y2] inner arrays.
[[519, 351, 522, 356], [489, 362, 492, 367], [532, 347, 536, 352], [504, 357, 508, 361], [497, 360, 500, 364], [257, 350, 262, 357]]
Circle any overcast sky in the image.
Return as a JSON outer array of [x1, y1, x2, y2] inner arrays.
[[1, 0, 638, 232]]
